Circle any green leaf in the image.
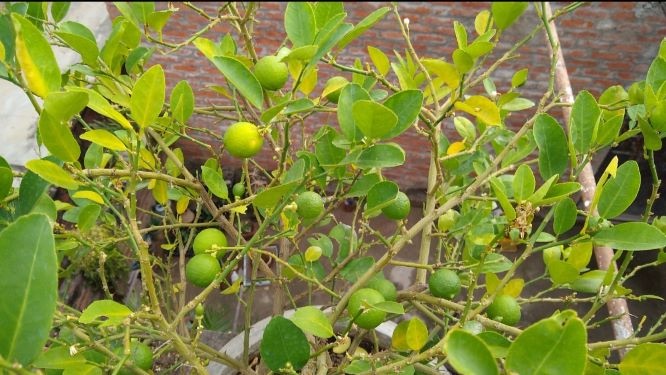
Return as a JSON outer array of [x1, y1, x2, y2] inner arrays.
[[345, 360, 371, 374], [477, 331, 512, 358], [392, 318, 428, 351], [79, 300, 132, 327], [80, 129, 127, 151], [314, 2, 344, 28], [454, 21, 468, 48], [444, 329, 499, 375], [364, 181, 398, 217], [0, 214, 56, 366], [260, 316, 310, 372], [340, 257, 375, 282], [501, 98, 534, 112], [291, 306, 334, 338], [130, 64, 165, 128], [593, 222, 666, 251], [570, 90, 601, 154], [598, 161, 640, 219], [547, 259, 579, 285], [253, 181, 300, 209], [38, 111, 81, 162], [512, 164, 535, 202], [489, 177, 516, 221], [0, 167, 12, 201], [337, 7, 390, 50], [11, 13, 61, 97], [368, 46, 390, 76], [201, 166, 228, 201], [355, 143, 405, 169], [571, 270, 605, 294], [338, 83, 371, 142], [170, 80, 194, 124], [44, 91, 89, 122], [372, 301, 405, 315], [512, 68, 528, 88], [285, 2, 316, 47], [534, 114, 568, 180], [382, 90, 424, 139], [63, 364, 102, 375], [16, 169, 50, 216], [454, 96, 501, 126], [68, 87, 133, 130], [25, 159, 79, 190], [211, 56, 264, 110], [34, 346, 86, 369], [538, 182, 581, 205], [638, 115, 662, 151], [50, 3, 71, 23], [507, 311, 587, 375], [553, 198, 577, 235], [77, 204, 100, 231], [55, 22, 99, 66], [453, 49, 474, 74], [567, 241, 593, 271], [352, 100, 398, 139], [647, 54, 666, 91], [491, 2, 529, 30], [464, 41, 494, 58], [619, 343, 666, 375]]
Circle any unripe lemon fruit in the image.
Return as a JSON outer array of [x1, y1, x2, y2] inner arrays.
[[296, 191, 325, 219], [348, 288, 387, 329], [193, 228, 228, 259], [186, 254, 221, 288], [254, 55, 289, 91], [223, 122, 263, 158], [382, 192, 411, 220]]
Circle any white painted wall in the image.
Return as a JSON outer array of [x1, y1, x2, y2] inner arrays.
[[0, 2, 112, 168]]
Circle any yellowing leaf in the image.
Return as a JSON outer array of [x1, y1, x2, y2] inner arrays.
[[80, 129, 127, 151], [604, 155, 619, 178], [151, 179, 168, 205], [11, 14, 61, 98], [503, 278, 524, 298], [71, 191, 105, 205], [67, 87, 133, 130], [475, 10, 492, 35], [368, 46, 390, 76], [221, 277, 242, 295], [230, 204, 249, 215], [421, 59, 460, 89], [139, 148, 156, 170], [176, 196, 189, 215], [299, 67, 318, 95], [26, 159, 80, 190], [447, 141, 466, 155], [454, 96, 501, 126]]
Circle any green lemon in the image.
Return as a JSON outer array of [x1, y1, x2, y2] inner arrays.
[[232, 182, 246, 198], [382, 192, 411, 220], [428, 269, 461, 299], [186, 254, 221, 288], [223, 122, 264, 158], [366, 277, 397, 302], [324, 76, 348, 103], [296, 191, 325, 219], [254, 55, 289, 91], [193, 228, 228, 258], [348, 288, 387, 329], [114, 341, 153, 374], [486, 294, 521, 326]]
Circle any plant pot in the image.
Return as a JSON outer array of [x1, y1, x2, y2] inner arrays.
[[206, 307, 397, 375]]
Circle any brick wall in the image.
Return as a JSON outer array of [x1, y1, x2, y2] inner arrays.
[[106, 2, 666, 190]]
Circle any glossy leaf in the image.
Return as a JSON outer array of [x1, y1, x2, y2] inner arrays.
[[78, 204, 101, 231], [63, 364, 102, 375], [368, 46, 390, 76], [534, 114, 568, 180], [71, 191, 105, 205], [593, 222, 666, 251], [25, 159, 79, 190], [512, 68, 528, 88], [507, 311, 587, 375], [68, 87, 133, 130], [547, 259, 579, 285], [337, 7, 390, 50], [598, 160, 641, 219], [211, 56, 264, 110], [340, 257, 375, 282], [338, 83, 370, 141], [478, 331, 511, 358], [570, 90, 601, 154], [382, 90, 424, 139], [444, 329, 499, 375], [80, 129, 127, 151], [130, 64, 165, 128], [170, 80, 194, 124], [512, 164, 535, 202], [56, 21, 99, 66], [619, 343, 666, 375], [490, 177, 516, 221], [567, 241, 593, 271], [11, 14, 61, 97], [0, 214, 57, 365], [201, 166, 228, 201], [260, 316, 310, 372], [79, 300, 132, 327], [364, 181, 398, 217], [38, 111, 80, 162], [253, 181, 300, 209], [355, 143, 405, 169], [50, 2, 71, 23], [285, 2, 316, 47], [491, 2, 529, 30], [422, 58, 460, 89], [314, 2, 344, 28], [291, 306, 334, 338], [571, 270, 605, 294], [352, 100, 398, 139], [553, 198, 577, 235]]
